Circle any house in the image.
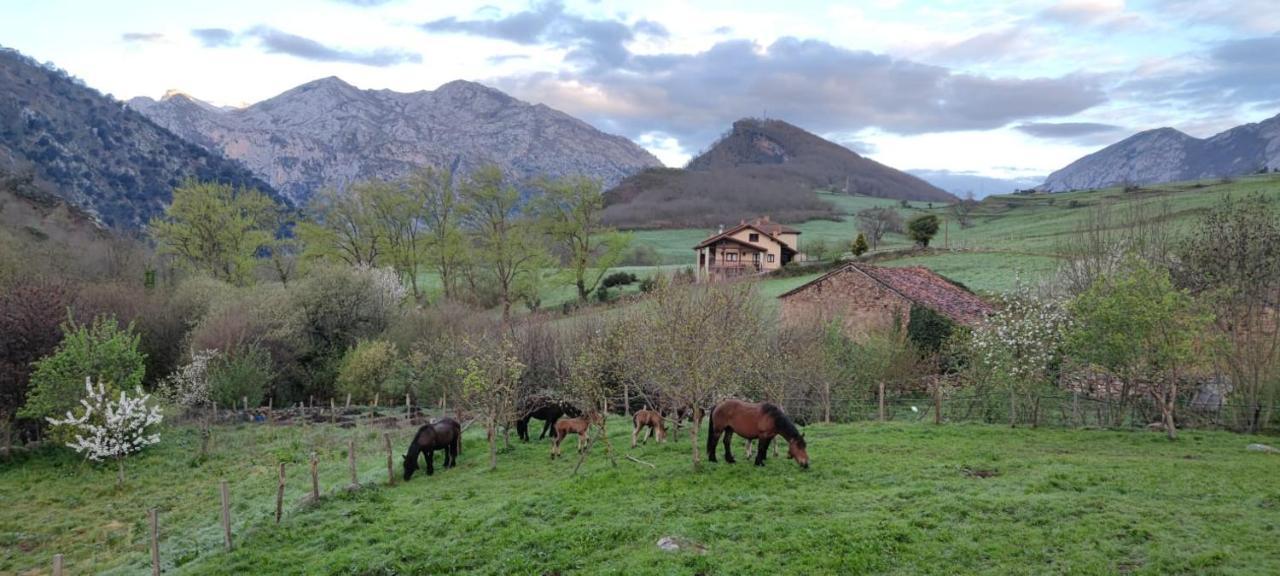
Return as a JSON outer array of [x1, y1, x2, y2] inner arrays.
[[694, 217, 801, 281], [778, 262, 993, 338]]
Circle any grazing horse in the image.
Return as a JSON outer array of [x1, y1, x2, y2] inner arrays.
[[631, 409, 667, 448], [707, 399, 809, 468], [517, 398, 581, 442], [403, 417, 462, 480], [551, 413, 601, 459]]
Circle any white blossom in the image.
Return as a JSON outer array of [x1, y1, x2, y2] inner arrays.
[[46, 377, 164, 462], [970, 281, 1072, 386], [160, 349, 218, 410]]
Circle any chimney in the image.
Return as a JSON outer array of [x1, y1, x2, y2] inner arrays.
[[717, 224, 724, 234], [763, 215, 770, 222]]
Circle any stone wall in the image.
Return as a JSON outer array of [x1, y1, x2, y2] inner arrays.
[[779, 266, 913, 339]]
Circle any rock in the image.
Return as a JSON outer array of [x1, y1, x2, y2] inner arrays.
[[657, 536, 706, 554], [1246, 443, 1279, 454]]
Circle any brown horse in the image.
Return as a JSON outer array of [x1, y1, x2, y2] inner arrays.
[[551, 413, 601, 459], [631, 409, 667, 447], [707, 399, 809, 468]]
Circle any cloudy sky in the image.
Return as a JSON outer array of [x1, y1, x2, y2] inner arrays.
[[3, 0, 1278, 181]]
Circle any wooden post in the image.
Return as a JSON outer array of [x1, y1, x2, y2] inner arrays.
[[53, 553, 64, 576], [309, 452, 319, 500], [934, 382, 942, 425], [242, 396, 248, 413], [405, 393, 411, 422], [267, 397, 273, 423], [1072, 391, 1080, 428], [878, 381, 886, 422], [149, 508, 160, 575], [330, 398, 336, 424], [345, 393, 352, 409], [373, 393, 379, 411], [275, 463, 286, 524], [384, 432, 394, 485], [348, 439, 358, 487], [219, 480, 232, 551]]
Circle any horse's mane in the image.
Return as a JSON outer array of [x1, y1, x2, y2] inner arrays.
[[762, 403, 804, 447]]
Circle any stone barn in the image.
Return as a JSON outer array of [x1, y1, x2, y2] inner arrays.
[[778, 263, 993, 338]]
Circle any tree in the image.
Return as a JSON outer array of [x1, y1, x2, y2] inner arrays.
[[850, 233, 869, 257], [298, 184, 382, 269], [21, 315, 147, 425], [367, 181, 428, 300], [1069, 261, 1208, 439], [0, 281, 70, 456], [159, 349, 218, 456], [1177, 193, 1280, 433], [969, 283, 1071, 427], [951, 191, 977, 228], [907, 214, 940, 248], [336, 340, 409, 404], [149, 181, 277, 286], [46, 377, 163, 484], [533, 175, 631, 302], [459, 165, 549, 322], [207, 344, 274, 409], [855, 207, 903, 250], [805, 238, 832, 262], [458, 336, 524, 470], [409, 166, 468, 301]]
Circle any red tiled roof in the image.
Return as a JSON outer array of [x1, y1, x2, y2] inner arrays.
[[693, 217, 800, 250], [778, 263, 994, 326]]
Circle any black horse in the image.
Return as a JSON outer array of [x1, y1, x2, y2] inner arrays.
[[404, 417, 461, 480], [516, 398, 581, 441]]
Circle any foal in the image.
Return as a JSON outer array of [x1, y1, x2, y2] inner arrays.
[[631, 409, 667, 448], [551, 413, 600, 459]]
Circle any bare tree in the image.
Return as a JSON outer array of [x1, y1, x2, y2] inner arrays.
[[459, 335, 524, 470], [855, 207, 903, 250], [1054, 198, 1177, 296]]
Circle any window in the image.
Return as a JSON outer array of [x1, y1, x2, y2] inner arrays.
[[753, 253, 761, 263], [749, 233, 760, 242], [725, 252, 738, 262], [767, 254, 776, 263]]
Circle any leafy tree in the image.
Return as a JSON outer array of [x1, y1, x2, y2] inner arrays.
[[208, 344, 274, 409], [297, 184, 382, 268], [409, 166, 468, 301], [460, 165, 550, 321], [969, 283, 1071, 427], [458, 335, 524, 470], [533, 175, 630, 302], [21, 315, 146, 423], [907, 214, 940, 248], [367, 180, 428, 300], [336, 340, 409, 403], [855, 207, 902, 250], [47, 377, 163, 484], [850, 233, 869, 257], [149, 181, 277, 286], [805, 238, 832, 262], [1068, 261, 1209, 439]]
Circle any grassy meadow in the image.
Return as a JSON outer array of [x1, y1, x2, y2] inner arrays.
[[3, 418, 1279, 575]]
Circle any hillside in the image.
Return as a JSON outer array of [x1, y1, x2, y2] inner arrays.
[[129, 78, 663, 204], [1042, 113, 1280, 192], [0, 48, 279, 229], [602, 119, 953, 229]]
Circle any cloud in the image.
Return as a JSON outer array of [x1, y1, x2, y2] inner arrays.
[[1119, 34, 1280, 110], [1151, 0, 1280, 34], [487, 54, 531, 64], [332, 0, 397, 5], [192, 28, 237, 47], [837, 139, 878, 155], [924, 29, 1035, 64], [247, 26, 421, 66], [493, 37, 1106, 152], [421, 0, 666, 69], [1038, 0, 1145, 31], [121, 32, 165, 43], [1015, 122, 1124, 138]]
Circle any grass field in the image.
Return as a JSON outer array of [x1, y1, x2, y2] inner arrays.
[[4, 418, 1279, 575]]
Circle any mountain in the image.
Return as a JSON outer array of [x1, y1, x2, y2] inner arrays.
[[602, 118, 954, 229], [0, 48, 280, 229], [129, 77, 663, 204], [1041, 114, 1280, 192], [908, 169, 1044, 199]]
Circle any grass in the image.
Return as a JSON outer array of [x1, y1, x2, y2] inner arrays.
[[4, 419, 1279, 575]]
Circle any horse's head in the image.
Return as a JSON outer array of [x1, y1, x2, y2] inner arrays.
[[787, 434, 810, 469], [403, 453, 418, 481]]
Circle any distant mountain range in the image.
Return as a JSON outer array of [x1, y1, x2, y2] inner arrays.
[[0, 48, 279, 228], [603, 118, 954, 229], [129, 77, 662, 204], [1042, 113, 1280, 192], [907, 170, 1044, 199]]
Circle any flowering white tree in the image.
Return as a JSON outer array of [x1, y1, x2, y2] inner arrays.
[[160, 350, 218, 456], [47, 377, 164, 484], [970, 282, 1072, 426]]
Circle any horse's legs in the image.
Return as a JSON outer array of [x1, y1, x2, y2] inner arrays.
[[722, 427, 736, 464], [577, 432, 585, 453], [755, 437, 772, 466], [744, 437, 754, 459], [517, 417, 529, 442], [426, 448, 435, 476], [631, 423, 639, 448], [706, 426, 720, 463], [540, 417, 555, 440], [451, 435, 460, 467]]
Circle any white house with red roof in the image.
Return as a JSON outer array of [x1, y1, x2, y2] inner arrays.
[[693, 216, 802, 281]]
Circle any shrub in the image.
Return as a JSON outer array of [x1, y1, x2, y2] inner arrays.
[[601, 271, 637, 288], [0, 280, 70, 437], [208, 345, 273, 408], [335, 340, 408, 404], [595, 285, 613, 303], [638, 275, 659, 293], [906, 305, 954, 353], [620, 245, 661, 266], [21, 315, 146, 423], [851, 233, 869, 257], [907, 214, 940, 248]]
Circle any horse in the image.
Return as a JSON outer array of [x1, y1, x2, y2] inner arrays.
[[403, 417, 462, 480], [631, 408, 667, 448], [706, 399, 809, 468], [517, 397, 581, 442], [551, 413, 601, 459]]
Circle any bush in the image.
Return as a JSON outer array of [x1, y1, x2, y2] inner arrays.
[[208, 344, 273, 408], [906, 305, 954, 353], [620, 245, 661, 266], [595, 285, 613, 303], [639, 275, 659, 293], [0, 280, 70, 433], [907, 214, 940, 248], [851, 233, 869, 257], [601, 271, 637, 288], [335, 340, 408, 404], [21, 315, 146, 422]]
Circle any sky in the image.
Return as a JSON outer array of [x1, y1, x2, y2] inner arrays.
[[3, 0, 1278, 182]]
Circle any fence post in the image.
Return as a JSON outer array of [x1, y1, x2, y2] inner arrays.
[[275, 462, 286, 524], [267, 397, 273, 423], [878, 381, 886, 422], [934, 382, 942, 425], [331, 398, 336, 424], [1072, 391, 1079, 428], [219, 480, 232, 551], [346, 393, 352, 409], [373, 393, 379, 411], [149, 508, 160, 575], [405, 393, 411, 423], [53, 553, 63, 576], [309, 452, 319, 500], [384, 432, 394, 485], [348, 439, 358, 487], [242, 396, 248, 413]]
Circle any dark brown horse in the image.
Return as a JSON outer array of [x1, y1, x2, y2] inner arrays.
[[631, 409, 667, 447], [707, 399, 809, 468], [404, 417, 461, 480], [551, 413, 601, 459]]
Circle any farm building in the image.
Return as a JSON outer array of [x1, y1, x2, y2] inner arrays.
[[694, 216, 801, 281], [778, 262, 993, 338]]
